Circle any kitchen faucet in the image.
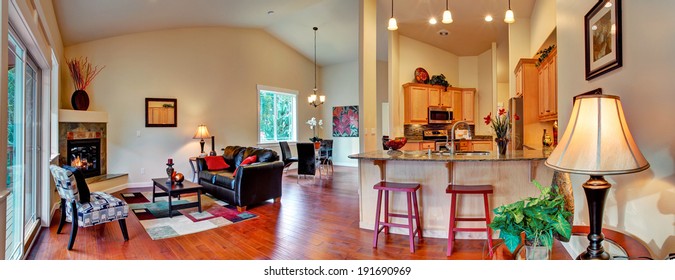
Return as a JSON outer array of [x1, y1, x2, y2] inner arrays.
[[446, 121, 469, 154]]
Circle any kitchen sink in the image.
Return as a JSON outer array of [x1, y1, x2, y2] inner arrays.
[[431, 150, 491, 156], [454, 151, 491, 156]]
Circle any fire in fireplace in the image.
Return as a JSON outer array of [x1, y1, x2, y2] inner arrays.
[[67, 138, 101, 178]]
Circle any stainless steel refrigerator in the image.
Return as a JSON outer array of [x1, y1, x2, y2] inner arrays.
[[509, 97, 524, 150]]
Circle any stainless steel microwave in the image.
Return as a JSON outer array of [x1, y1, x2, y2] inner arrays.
[[428, 107, 453, 124]]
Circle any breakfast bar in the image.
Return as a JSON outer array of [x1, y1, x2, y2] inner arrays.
[[348, 149, 554, 240]]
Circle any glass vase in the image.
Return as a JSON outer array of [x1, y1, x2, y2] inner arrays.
[[496, 138, 509, 155]]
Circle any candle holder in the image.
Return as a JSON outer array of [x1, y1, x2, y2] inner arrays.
[[166, 162, 175, 184]]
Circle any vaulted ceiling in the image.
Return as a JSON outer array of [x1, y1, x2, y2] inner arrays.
[[53, 0, 536, 66]]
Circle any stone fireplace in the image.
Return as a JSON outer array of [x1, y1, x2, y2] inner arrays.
[[58, 110, 107, 178]]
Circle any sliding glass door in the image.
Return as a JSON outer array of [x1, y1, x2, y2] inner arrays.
[[5, 30, 41, 260]]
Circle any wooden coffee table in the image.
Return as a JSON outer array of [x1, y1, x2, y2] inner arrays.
[[151, 178, 203, 218]]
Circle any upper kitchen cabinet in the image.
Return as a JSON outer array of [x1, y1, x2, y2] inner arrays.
[[429, 89, 453, 107], [537, 48, 557, 121], [403, 83, 444, 124], [514, 58, 538, 98], [461, 89, 476, 123]]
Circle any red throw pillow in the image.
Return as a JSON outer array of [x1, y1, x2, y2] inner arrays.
[[204, 156, 230, 171], [234, 155, 257, 177]]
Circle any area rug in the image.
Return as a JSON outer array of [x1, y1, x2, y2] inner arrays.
[[120, 192, 257, 240]]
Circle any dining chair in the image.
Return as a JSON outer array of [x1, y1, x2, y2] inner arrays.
[[319, 139, 333, 173], [296, 142, 318, 182], [279, 141, 298, 173]]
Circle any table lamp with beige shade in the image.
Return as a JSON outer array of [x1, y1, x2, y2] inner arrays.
[[545, 88, 649, 260], [193, 124, 211, 157]]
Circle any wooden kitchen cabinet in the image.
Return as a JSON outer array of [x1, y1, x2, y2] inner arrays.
[[400, 141, 435, 151], [537, 49, 557, 122], [514, 58, 538, 98], [403, 83, 475, 124], [451, 89, 463, 121], [471, 140, 493, 151], [453, 140, 493, 152], [430, 90, 453, 107], [461, 89, 475, 123], [403, 83, 432, 124]]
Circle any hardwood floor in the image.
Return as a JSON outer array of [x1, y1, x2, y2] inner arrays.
[[26, 166, 565, 260]]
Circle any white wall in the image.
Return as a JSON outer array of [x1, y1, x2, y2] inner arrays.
[[508, 19, 531, 99], [399, 35, 459, 87], [557, 0, 675, 258], [322, 60, 360, 167], [63, 27, 317, 184], [476, 49, 493, 136], [458, 56, 478, 88], [530, 0, 557, 54]]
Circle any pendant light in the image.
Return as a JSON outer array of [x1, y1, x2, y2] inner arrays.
[[308, 27, 325, 108], [387, 0, 398, 30], [442, 0, 453, 24], [504, 0, 515, 23]]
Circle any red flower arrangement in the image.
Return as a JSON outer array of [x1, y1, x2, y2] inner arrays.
[[66, 57, 105, 91], [484, 108, 520, 140]]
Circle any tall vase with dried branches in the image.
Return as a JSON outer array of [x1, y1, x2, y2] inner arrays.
[[66, 57, 104, 111]]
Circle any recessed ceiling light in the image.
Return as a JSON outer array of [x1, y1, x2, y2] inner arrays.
[[485, 15, 493, 22], [429, 17, 437, 25]]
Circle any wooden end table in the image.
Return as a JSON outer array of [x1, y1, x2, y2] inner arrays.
[[151, 178, 203, 218]]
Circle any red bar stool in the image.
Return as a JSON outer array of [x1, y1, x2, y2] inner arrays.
[[372, 181, 423, 253], [446, 184, 494, 257]]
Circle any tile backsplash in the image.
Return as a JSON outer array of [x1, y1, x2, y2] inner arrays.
[[402, 123, 475, 140]]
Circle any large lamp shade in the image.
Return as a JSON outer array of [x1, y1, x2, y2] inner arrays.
[[545, 92, 649, 175]]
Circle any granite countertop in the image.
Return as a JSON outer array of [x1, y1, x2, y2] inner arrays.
[[348, 149, 551, 162], [403, 135, 493, 142]]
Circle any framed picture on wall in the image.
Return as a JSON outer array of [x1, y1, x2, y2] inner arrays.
[[332, 106, 359, 137], [584, 0, 622, 80], [145, 98, 177, 127]]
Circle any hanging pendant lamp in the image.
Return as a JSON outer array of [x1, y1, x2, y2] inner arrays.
[[442, 0, 453, 24], [504, 0, 515, 23], [388, 0, 398, 30], [308, 27, 325, 108]]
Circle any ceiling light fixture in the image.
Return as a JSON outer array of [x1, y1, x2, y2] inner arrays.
[[504, 0, 515, 23], [308, 27, 325, 108], [429, 17, 437, 25], [485, 15, 493, 22], [442, 0, 453, 24], [388, 0, 398, 30]]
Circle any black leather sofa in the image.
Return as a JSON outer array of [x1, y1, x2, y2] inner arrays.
[[196, 146, 284, 212]]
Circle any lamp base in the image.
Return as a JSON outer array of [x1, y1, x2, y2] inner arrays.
[[577, 250, 610, 260], [579, 175, 612, 260]]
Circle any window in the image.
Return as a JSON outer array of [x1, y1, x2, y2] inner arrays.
[[5, 30, 42, 260], [257, 85, 297, 143]]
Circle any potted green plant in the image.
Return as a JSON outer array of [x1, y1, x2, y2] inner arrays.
[[489, 180, 572, 259]]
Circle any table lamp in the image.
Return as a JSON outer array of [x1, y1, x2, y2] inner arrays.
[[193, 124, 211, 156], [545, 88, 649, 260]]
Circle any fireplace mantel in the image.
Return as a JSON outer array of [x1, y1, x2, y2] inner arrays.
[[59, 109, 108, 123]]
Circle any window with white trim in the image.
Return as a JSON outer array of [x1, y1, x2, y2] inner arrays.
[[257, 85, 297, 143]]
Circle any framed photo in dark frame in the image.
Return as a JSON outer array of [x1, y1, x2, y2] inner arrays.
[[585, 0, 622, 80], [145, 98, 177, 127]]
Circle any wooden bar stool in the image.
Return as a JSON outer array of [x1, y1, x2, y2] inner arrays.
[[446, 184, 494, 257], [372, 181, 423, 253]]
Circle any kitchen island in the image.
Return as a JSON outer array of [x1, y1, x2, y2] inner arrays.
[[348, 149, 554, 240]]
